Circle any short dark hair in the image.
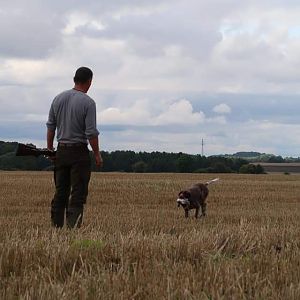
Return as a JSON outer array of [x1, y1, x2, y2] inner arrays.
[[73, 67, 93, 84]]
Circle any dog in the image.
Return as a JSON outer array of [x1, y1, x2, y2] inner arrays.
[[177, 178, 219, 218]]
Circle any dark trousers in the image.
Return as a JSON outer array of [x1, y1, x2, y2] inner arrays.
[[51, 145, 91, 228]]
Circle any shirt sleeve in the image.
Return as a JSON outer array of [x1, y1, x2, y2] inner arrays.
[[85, 101, 99, 139], [46, 102, 57, 131]]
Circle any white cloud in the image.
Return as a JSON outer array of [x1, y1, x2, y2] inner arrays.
[[63, 12, 106, 35], [213, 103, 232, 114], [207, 116, 227, 124], [99, 100, 151, 125], [99, 99, 205, 126], [154, 99, 205, 125]]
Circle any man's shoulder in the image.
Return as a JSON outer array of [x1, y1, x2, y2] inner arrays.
[[81, 93, 95, 104], [53, 89, 73, 102], [80, 94, 96, 109], [53, 89, 96, 106]]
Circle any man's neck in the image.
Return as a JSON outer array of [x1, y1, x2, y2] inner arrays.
[[73, 85, 87, 93]]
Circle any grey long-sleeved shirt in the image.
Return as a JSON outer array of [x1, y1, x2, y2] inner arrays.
[[46, 89, 99, 144]]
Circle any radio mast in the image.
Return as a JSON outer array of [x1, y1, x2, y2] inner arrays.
[[201, 138, 204, 156]]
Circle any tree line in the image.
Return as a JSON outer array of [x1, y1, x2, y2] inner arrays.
[[0, 141, 265, 173], [99, 150, 264, 173]]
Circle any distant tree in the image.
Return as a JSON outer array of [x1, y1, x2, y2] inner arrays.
[[37, 156, 53, 170], [239, 164, 265, 174], [255, 164, 265, 174], [0, 152, 38, 170], [98, 151, 114, 172], [146, 152, 176, 172], [231, 158, 249, 172], [0, 141, 18, 155], [211, 162, 232, 173], [110, 150, 137, 172], [132, 161, 148, 173], [193, 154, 207, 170], [268, 155, 284, 163], [176, 154, 194, 173], [193, 168, 208, 173]]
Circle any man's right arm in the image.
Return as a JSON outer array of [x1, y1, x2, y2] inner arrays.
[[46, 102, 56, 150]]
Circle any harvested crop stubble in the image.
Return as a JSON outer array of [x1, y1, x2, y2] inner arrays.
[[0, 172, 300, 299]]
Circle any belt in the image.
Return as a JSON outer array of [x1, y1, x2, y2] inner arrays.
[[58, 143, 87, 148]]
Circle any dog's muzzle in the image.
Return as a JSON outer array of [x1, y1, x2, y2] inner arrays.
[[177, 198, 190, 207]]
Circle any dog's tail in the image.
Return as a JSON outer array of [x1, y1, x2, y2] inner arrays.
[[205, 178, 220, 185]]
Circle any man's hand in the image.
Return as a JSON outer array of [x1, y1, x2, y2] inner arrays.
[[95, 153, 103, 168], [89, 136, 102, 167], [47, 148, 56, 161]]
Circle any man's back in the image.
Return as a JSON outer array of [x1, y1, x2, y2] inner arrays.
[[47, 89, 98, 144]]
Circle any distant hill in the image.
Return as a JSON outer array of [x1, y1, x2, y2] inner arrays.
[[233, 151, 263, 158], [220, 151, 273, 161], [220, 151, 300, 163]]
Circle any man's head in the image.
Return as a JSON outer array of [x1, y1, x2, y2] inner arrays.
[[73, 67, 93, 93]]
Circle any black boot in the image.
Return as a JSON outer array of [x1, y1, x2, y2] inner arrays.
[[66, 207, 83, 229], [51, 209, 65, 228]]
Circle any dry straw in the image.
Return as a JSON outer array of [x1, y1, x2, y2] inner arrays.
[[0, 172, 300, 299]]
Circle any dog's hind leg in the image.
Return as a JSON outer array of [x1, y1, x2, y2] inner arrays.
[[185, 209, 189, 218], [195, 207, 200, 219]]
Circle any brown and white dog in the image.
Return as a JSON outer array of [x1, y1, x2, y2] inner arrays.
[[177, 178, 219, 218]]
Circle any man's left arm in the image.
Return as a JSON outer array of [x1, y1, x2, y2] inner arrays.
[[85, 102, 102, 167], [47, 129, 55, 150]]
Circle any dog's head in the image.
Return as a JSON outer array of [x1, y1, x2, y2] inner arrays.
[[176, 190, 191, 208]]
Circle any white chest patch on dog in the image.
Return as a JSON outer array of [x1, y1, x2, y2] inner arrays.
[[177, 198, 190, 205]]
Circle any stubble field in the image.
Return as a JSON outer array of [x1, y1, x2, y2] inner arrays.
[[0, 171, 300, 299]]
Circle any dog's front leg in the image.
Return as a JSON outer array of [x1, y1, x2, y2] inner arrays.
[[201, 202, 207, 217], [195, 207, 199, 219], [185, 209, 189, 218]]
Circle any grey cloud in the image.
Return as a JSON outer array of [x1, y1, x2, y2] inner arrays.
[[188, 93, 300, 124], [73, 2, 222, 59], [211, 131, 229, 138], [0, 0, 168, 59], [69, 0, 300, 60], [44, 0, 170, 14], [0, 86, 54, 116], [0, 4, 64, 58], [0, 121, 45, 140], [100, 124, 201, 134]]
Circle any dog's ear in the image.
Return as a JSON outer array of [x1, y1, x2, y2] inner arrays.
[[178, 191, 184, 197], [183, 191, 191, 199]]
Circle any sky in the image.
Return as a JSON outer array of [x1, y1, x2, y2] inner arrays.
[[1, 0, 300, 156]]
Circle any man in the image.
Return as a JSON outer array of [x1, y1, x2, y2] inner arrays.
[[46, 66, 103, 228]]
